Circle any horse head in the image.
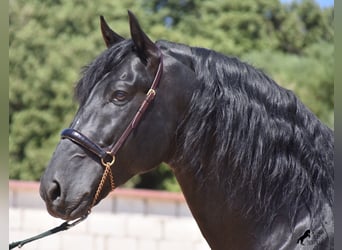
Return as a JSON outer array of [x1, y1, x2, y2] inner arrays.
[[39, 11, 197, 220]]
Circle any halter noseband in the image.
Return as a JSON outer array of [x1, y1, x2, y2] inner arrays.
[[60, 50, 163, 212]]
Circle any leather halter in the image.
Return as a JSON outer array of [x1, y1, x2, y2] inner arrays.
[[60, 50, 163, 210]]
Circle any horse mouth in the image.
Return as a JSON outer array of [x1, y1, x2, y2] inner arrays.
[[46, 197, 91, 221]]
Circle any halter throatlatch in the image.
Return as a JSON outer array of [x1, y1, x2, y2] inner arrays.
[[61, 50, 163, 212]]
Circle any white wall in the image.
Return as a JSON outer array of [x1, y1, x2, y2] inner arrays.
[[9, 181, 210, 250]]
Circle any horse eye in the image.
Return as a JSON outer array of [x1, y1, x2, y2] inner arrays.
[[112, 90, 128, 102]]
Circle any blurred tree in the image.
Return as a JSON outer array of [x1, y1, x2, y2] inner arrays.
[[277, 0, 334, 53], [9, 0, 145, 179], [144, 0, 333, 56], [146, 0, 286, 55]]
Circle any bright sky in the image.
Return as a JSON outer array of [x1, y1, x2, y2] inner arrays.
[[280, 0, 334, 8]]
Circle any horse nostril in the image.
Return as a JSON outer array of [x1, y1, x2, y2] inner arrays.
[[48, 180, 61, 201]]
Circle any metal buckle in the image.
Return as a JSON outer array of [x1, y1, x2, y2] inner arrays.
[[147, 89, 156, 97], [101, 152, 116, 167]]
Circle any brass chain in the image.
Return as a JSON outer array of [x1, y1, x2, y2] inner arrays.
[[89, 161, 116, 210]]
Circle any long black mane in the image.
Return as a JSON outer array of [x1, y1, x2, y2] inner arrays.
[[173, 45, 333, 226]]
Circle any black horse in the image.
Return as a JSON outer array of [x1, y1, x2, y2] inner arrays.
[[40, 11, 334, 249]]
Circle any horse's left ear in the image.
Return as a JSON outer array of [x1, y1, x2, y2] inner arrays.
[[100, 15, 125, 48], [128, 10, 160, 67]]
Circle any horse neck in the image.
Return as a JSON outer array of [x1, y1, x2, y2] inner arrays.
[[170, 163, 257, 249], [170, 162, 333, 249]]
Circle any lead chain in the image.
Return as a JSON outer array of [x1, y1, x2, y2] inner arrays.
[[90, 162, 115, 210]]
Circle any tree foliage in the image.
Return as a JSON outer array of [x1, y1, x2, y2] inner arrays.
[[9, 0, 334, 191]]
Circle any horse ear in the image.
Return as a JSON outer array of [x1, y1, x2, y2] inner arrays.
[[100, 15, 125, 48], [128, 10, 159, 66]]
